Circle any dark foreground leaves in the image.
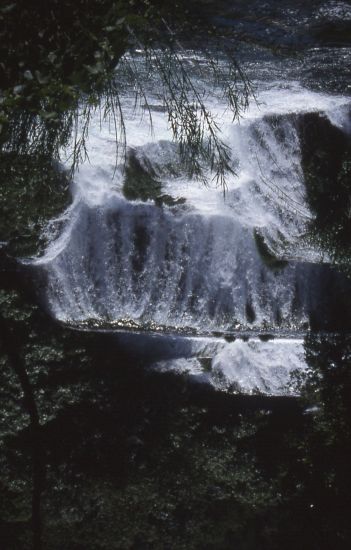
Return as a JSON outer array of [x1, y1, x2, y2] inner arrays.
[[1, 284, 351, 549]]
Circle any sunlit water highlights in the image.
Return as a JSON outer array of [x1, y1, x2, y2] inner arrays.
[[32, 53, 351, 395]]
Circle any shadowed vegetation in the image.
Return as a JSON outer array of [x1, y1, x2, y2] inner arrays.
[[0, 0, 253, 186]]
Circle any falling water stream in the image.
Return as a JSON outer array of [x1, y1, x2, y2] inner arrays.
[[31, 49, 351, 396]]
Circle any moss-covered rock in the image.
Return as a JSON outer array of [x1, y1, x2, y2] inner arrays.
[[299, 110, 351, 271], [123, 150, 163, 202], [123, 149, 186, 207], [253, 229, 289, 270], [300, 111, 351, 235]]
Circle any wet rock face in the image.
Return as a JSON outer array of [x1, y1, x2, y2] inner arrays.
[[123, 149, 163, 203], [299, 110, 351, 248], [123, 147, 186, 207], [308, 265, 351, 332]]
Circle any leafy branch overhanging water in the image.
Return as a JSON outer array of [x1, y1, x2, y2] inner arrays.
[[0, 0, 254, 188]]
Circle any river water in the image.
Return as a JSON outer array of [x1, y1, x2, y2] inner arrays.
[[2, 4, 351, 549], [31, 6, 351, 396]]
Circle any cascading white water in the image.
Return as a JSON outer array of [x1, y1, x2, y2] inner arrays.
[[37, 89, 349, 330], [32, 56, 351, 394], [40, 193, 326, 331], [153, 336, 306, 396]]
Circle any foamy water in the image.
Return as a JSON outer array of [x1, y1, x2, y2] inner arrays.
[[31, 52, 351, 395]]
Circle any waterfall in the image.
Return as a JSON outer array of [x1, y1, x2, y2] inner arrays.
[[32, 63, 351, 394], [38, 195, 332, 331]]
